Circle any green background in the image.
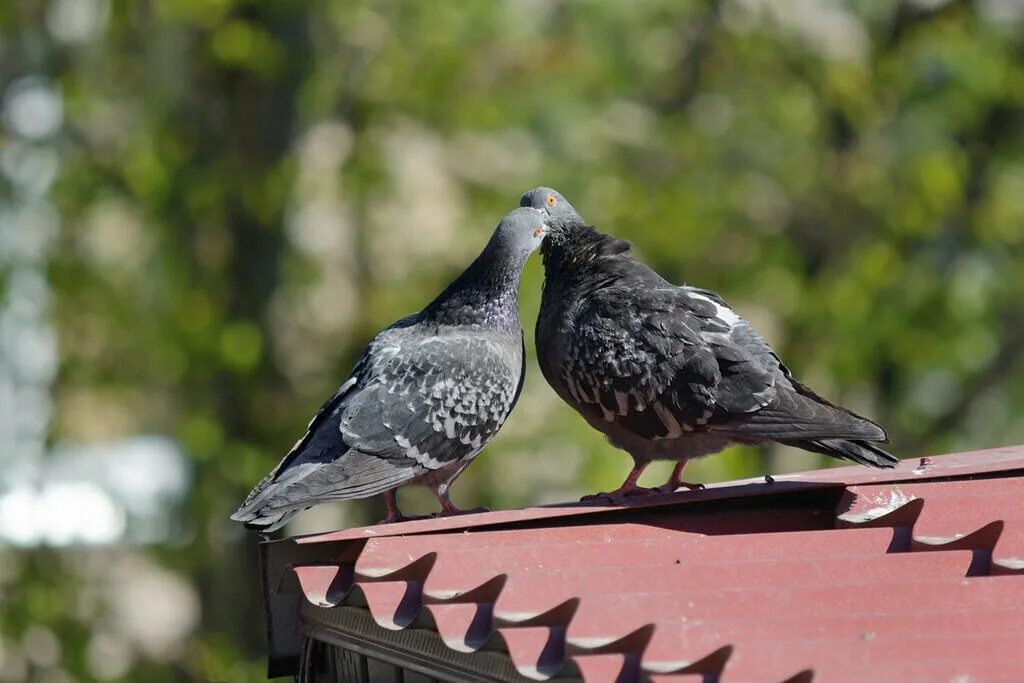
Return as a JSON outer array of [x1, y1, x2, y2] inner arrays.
[[2, 1, 1023, 680]]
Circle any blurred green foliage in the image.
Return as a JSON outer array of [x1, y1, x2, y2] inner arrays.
[[2, 0, 1024, 681]]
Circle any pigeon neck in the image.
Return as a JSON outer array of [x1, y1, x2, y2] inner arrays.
[[423, 242, 526, 332], [541, 222, 632, 276]]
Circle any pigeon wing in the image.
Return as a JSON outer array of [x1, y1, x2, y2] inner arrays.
[[560, 286, 777, 439], [233, 327, 521, 520], [688, 289, 889, 442], [338, 331, 522, 469]]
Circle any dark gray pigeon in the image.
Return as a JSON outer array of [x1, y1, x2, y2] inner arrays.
[[232, 207, 549, 530], [520, 187, 897, 498]]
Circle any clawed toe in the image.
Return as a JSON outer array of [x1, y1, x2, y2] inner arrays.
[[377, 512, 428, 524], [580, 463, 705, 502], [435, 505, 489, 517], [655, 480, 705, 494], [620, 486, 657, 497], [581, 486, 657, 502]]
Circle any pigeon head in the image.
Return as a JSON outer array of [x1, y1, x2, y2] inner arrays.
[[521, 188, 632, 265], [520, 186, 594, 254], [423, 207, 547, 329], [487, 206, 549, 259], [520, 187, 584, 226]]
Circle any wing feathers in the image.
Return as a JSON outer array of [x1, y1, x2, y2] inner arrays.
[[538, 225, 893, 468], [710, 386, 887, 441], [778, 438, 898, 468], [231, 450, 420, 529], [233, 326, 522, 529], [551, 276, 890, 448]]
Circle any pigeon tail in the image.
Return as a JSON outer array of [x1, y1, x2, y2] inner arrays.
[[230, 504, 302, 532], [231, 448, 422, 534], [712, 383, 889, 443], [230, 477, 303, 531], [780, 438, 899, 469]]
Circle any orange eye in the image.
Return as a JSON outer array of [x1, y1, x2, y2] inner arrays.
[[533, 226, 543, 237], [546, 195, 557, 207]]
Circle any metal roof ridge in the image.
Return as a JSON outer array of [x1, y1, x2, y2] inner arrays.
[[289, 443, 1024, 546]]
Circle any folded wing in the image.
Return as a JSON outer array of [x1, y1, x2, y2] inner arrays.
[[562, 284, 889, 446], [231, 327, 521, 528]]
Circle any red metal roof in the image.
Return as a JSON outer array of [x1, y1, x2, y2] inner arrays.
[[265, 445, 1024, 682]]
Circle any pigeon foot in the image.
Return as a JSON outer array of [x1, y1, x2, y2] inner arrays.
[[653, 481, 705, 494], [379, 490, 427, 524], [580, 463, 657, 502], [434, 490, 488, 517], [581, 485, 658, 502], [652, 461, 704, 495], [434, 505, 489, 518], [377, 511, 429, 524]]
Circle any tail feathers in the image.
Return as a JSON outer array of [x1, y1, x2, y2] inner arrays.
[[230, 472, 311, 531], [230, 505, 303, 532], [230, 451, 418, 532], [713, 384, 888, 443], [780, 438, 899, 469]]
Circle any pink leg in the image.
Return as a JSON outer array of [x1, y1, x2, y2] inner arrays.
[[434, 490, 489, 517], [655, 461, 705, 494], [377, 490, 425, 524], [581, 463, 657, 501]]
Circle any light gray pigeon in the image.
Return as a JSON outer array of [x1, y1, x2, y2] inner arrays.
[[232, 207, 549, 530], [520, 187, 897, 498]]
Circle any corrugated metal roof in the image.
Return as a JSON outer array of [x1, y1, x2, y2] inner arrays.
[[262, 446, 1024, 682]]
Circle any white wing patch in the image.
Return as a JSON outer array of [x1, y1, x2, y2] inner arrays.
[[690, 293, 742, 328], [395, 434, 447, 469]]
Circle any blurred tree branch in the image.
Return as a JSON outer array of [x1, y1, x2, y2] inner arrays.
[[907, 310, 1024, 453], [659, 0, 721, 112], [883, 0, 975, 50]]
